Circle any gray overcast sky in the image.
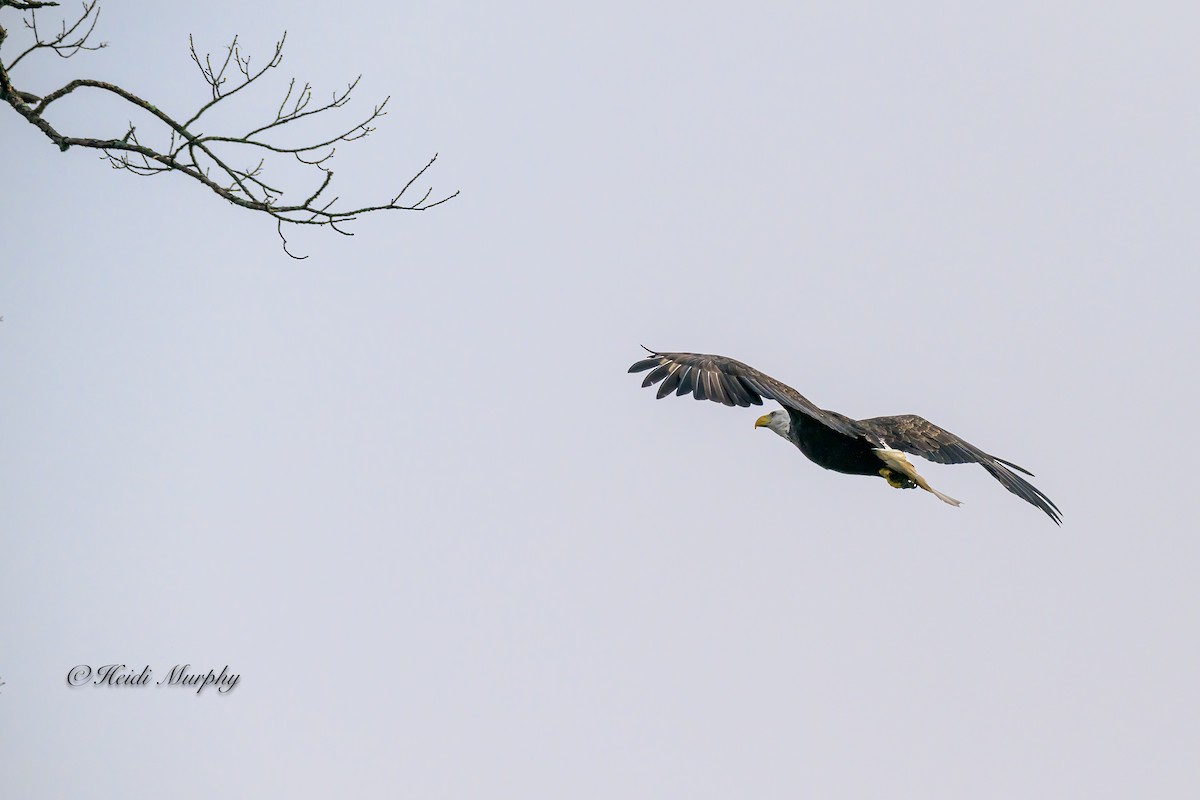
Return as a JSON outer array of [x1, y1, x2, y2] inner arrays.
[[2, 1, 1198, 797]]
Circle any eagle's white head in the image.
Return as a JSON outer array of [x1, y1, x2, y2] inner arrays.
[[754, 409, 791, 439]]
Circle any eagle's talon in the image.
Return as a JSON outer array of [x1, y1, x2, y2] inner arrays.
[[878, 467, 915, 489]]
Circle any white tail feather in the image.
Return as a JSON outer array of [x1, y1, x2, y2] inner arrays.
[[873, 448, 963, 507]]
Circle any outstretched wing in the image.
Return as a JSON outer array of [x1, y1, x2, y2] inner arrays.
[[628, 349, 860, 437], [856, 414, 1062, 525]]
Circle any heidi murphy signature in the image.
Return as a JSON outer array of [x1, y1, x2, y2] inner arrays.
[[67, 664, 240, 694]]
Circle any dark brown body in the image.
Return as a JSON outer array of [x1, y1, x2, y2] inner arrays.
[[788, 409, 884, 477]]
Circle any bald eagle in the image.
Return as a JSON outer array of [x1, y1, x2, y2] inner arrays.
[[629, 349, 1061, 525]]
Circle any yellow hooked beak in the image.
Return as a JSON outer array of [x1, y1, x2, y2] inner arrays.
[[754, 414, 772, 429]]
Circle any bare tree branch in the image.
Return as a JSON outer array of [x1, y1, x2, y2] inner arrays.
[[0, 1, 457, 256], [6, 0, 104, 70], [2, 1, 61, 12]]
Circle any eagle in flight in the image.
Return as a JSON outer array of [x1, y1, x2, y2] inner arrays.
[[629, 348, 1061, 524]]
